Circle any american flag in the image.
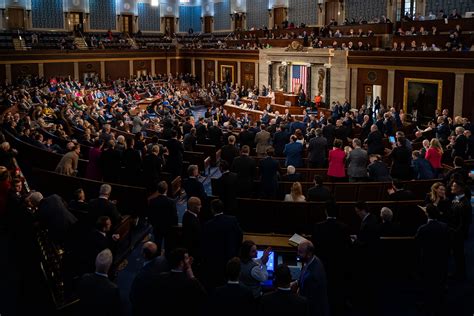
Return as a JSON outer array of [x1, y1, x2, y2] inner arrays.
[[291, 65, 307, 94]]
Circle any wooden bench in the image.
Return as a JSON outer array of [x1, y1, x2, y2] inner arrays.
[[235, 198, 425, 235]]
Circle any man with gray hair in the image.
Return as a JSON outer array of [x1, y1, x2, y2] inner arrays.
[[307, 128, 328, 168], [282, 165, 302, 182], [25, 191, 77, 244], [379, 207, 401, 237], [78, 249, 122, 315], [183, 164, 207, 203], [450, 126, 468, 159], [89, 184, 122, 227], [347, 138, 368, 182]]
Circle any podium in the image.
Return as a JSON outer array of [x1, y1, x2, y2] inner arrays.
[[275, 91, 285, 105], [284, 94, 298, 106], [258, 96, 272, 108]]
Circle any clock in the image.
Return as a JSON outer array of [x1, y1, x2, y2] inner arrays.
[[367, 71, 377, 82]]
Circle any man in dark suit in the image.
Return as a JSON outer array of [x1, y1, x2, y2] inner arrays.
[[281, 165, 302, 182], [154, 248, 207, 314], [284, 135, 303, 167], [220, 135, 240, 166], [259, 147, 280, 199], [77, 249, 122, 316], [88, 184, 122, 227], [183, 164, 207, 203], [387, 179, 416, 201], [366, 125, 385, 156], [415, 204, 449, 315], [238, 125, 255, 149], [273, 124, 290, 157], [296, 241, 329, 316], [307, 175, 331, 202], [322, 119, 336, 149], [307, 128, 327, 168], [451, 126, 468, 159], [165, 130, 184, 178], [260, 264, 309, 315], [231, 146, 257, 197], [182, 197, 202, 267], [129, 241, 170, 316], [201, 199, 243, 290], [213, 161, 238, 214], [208, 257, 255, 316], [147, 181, 178, 250], [99, 140, 121, 183], [312, 201, 351, 316]]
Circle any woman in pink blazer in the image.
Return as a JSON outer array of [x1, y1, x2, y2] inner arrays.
[[327, 139, 346, 181], [425, 138, 443, 177]]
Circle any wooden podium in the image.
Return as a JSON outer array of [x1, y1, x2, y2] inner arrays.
[[258, 96, 272, 108], [275, 91, 285, 105], [284, 94, 298, 106]]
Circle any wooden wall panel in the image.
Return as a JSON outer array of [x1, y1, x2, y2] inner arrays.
[[204, 60, 215, 86], [217, 61, 237, 83], [394, 70, 455, 117], [463, 74, 474, 121], [11, 64, 38, 82], [356, 68, 388, 109], [133, 60, 151, 77], [0, 64, 5, 83], [177, 59, 191, 74], [170, 59, 177, 75], [104, 61, 129, 80], [155, 59, 167, 75], [195, 59, 202, 82], [241, 62, 255, 89], [78, 61, 101, 80], [43, 62, 74, 79]]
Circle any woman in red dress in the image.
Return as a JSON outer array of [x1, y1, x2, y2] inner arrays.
[[327, 139, 346, 181]]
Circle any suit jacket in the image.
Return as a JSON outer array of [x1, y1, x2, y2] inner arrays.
[[281, 173, 302, 182], [231, 155, 257, 197], [209, 283, 255, 316], [201, 214, 243, 288], [307, 185, 331, 202], [367, 131, 384, 155], [147, 194, 178, 237], [213, 171, 239, 213], [284, 142, 304, 167], [312, 218, 351, 279], [412, 158, 435, 180], [273, 130, 290, 156], [183, 177, 207, 202], [260, 289, 309, 316], [88, 198, 121, 227], [55, 150, 79, 176], [99, 148, 122, 182], [415, 220, 449, 280], [299, 256, 329, 316], [322, 124, 335, 147], [255, 130, 271, 156], [367, 161, 392, 182], [388, 189, 416, 201], [356, 213, 379, 247], [38, 194, 77, 243], [182, 211, 201, 259], [307, 136, 328, 164], [220, 144, 240, 166], [452, 134, 468, 159], [78, 273, 122, 316], [347, 147, 368, 178], [259, 156, 280, 197], [130, 257, 170, 316], [238, 130, 255, 148]]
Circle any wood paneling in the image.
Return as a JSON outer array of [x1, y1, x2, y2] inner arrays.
[[204, 60, 215, 86], [394, 70, 455, 115], [0, 64, 5, 83], [155, 59, 167, 75], [177, 59, 191, 74], [463, 74, 474, 121], [195, 59, 202, 82], [104, 61, 129, 79], [356, 68, 388, 109], [79, 61, 101, 80], [204, 16, 212, 33], [273, 8, 286, 29], [133, 60, 151, 77], [44, 62, 74, 79], [170, 59, 177, 75], [7, 8, 25, 29], [241, 62, 255, 89], [11, 63, 38, 82]]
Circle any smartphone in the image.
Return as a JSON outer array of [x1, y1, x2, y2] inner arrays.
[[389, 136, 396, 143]]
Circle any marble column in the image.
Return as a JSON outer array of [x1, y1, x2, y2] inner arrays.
[[237, 61, 241, 85], [129, 60, 134, 78], [214, 61, 218, 83], [350, 68, 358, 107], [151, 59, 156, 76], [73, 62, 79, 81], [254, 62, 259, 87], [191, 58, 196, 77], [166, 58, 171, 75], [100, 61, 106, 81], [38, 63, 44, 78], [387, 69, 395, 107], [454, 72, 465, 116], [201, 59, 205, 84]]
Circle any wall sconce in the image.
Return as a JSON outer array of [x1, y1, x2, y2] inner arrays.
[[175, 17, 179, 24], [230, 13, 234, 20], [268, 9, 272, 17], [317, 3, 323, 13]]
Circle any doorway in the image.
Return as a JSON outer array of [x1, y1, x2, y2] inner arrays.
[[234, 13, 243, 31], [204, 16, 212, 33], [273, 7, 286, 28], [70, 12, 84, 33], [365, 84, 382, 113], [324, 1, 339, 25], [7, 8, 25, 30], [122, 15, 133, 34], [164, 17, 175, 36]]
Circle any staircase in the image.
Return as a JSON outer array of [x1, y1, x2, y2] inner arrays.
[[13, 38, 27, 51], [73, 36, 88, 50]]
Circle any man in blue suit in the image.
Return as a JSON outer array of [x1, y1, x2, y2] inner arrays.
[[283, 135, 304, 167], [296, 240, 329, 316]]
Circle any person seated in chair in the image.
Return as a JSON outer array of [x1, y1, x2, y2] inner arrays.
[[281, 165, 302, 182]]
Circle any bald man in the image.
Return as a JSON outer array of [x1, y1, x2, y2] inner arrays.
[[182, 197, 202, 265], [130, 241, 170, 316], [296, 241, 329, 316]]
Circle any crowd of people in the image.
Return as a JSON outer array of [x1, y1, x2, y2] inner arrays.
[[0, 70, 472, 316]]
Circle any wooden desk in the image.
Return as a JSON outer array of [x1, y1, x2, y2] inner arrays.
[[399, 17, 474, 33], [284, 94, 298, 106], [223, 103, 305, 121], [275, 91, 285, 105], [258, 96, 272, 108], [243, 233, 295, 252]]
